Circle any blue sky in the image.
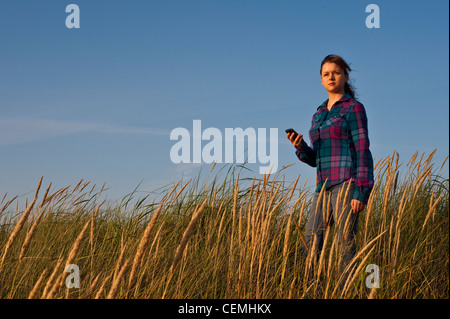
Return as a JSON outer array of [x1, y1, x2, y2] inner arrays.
[[1, 0, 448, 205]]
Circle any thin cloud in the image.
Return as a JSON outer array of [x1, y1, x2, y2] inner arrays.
[[0, 116, 169, 147]]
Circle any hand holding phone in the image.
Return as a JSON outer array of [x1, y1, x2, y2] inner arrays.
[[285, 128, 298, 139], [285, 128, 303, 147]]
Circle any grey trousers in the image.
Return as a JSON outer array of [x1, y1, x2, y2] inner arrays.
[[303, 181, 359, 269]]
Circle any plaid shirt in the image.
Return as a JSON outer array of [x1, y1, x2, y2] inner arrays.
[[295, 93, 374, 203]]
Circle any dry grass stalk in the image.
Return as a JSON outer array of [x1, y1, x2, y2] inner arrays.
[[107, 259, 130, 299], [0, 177, 43, 268], [293, 218, 308, 253], [71, 192, 86, 206], [227, 174, 240, 293], [39, 185, 69, 207], [98, 182, 106, 196], [28, 268, 48, 299], [412, 166, 433, 200], [288, 276, 296, 299], [114, 237, 128, 283], [408, 151, 418, 167], [288, 174, 300, 202], [0, 195, 18, 216], [162, 198, 208, 299], [46, 270, 66, 300], [42, 258, 64, 298], [367, 284, 377, 299], [0, 192, 7, 206], [341, 246, 376, 298], [88, 183, 97, 196], [39, 182, 52, 209], [86, 273, 101, 297], [45, 219, 91, 299], [89, 202, 103, 271], [438, 155, 449, 175], [135, 221, 165, 290], [170, 198, 208, 273], [363, 188, 376, 245], [95, 273, 113, 299], [279, 211, 293, 294], [238, 204, 243, 255], [168, 179, 191, 206], [303, 234, 318, 291], [128, 200, 165, 288], [70, 179, 84, 196], [317, 224, 331, 281], [66, 219, 91, 268], [422, 194, 443, 230], [19, 207, 46, 262], [215, 200, 227, 240], [324, 238, 336, 297], [423, 149, 437, 166], [79, 181, 91, 193], [332, 230, 387, 297], [387, 215, 395, 262], [255, 183, 286, 298]]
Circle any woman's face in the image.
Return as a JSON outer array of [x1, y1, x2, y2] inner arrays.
[[320, 62, 349, 94]]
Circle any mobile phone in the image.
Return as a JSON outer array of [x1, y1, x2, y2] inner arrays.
[[285, 128, 298, 139]]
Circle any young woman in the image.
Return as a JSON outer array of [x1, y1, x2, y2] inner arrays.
[[287, 54, 374, 271]]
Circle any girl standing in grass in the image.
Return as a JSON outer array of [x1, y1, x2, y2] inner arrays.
[[287, 54, 374, 271]]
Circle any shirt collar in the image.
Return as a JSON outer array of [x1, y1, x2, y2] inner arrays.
[[316, 93, 352, 111]]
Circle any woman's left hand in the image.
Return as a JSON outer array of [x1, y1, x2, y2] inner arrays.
[[351, 199, 366, 214]]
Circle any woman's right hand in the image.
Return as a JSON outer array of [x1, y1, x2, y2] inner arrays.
[[287, 132, 303, 148]]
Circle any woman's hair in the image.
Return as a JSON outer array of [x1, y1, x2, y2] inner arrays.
[[320, 54, 356, 99]]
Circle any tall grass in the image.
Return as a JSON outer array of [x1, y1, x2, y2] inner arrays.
[[0, 150, 448, 299]]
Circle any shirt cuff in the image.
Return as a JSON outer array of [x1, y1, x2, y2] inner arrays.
[[294, 139, 307, 153], [352, 185, 371, 204]]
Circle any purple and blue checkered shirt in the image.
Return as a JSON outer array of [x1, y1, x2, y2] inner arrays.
[[295, 93, 374, 203]]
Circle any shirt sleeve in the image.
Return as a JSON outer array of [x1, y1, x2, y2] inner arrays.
[[348, 103, 374, 203], [295, 139, 317, 168]]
